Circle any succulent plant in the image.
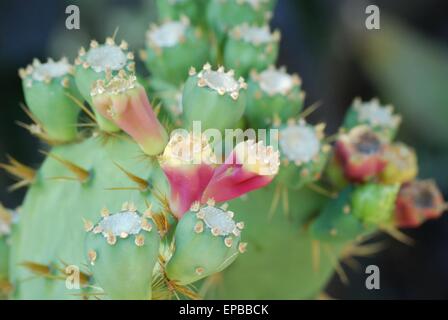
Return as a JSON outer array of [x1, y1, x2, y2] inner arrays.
[[2, 0, 446, 300]]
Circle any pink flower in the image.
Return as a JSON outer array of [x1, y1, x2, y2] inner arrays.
[[159, 132, 217, 218], [91, 74, 168, 156], [202, 140, 280, 203]]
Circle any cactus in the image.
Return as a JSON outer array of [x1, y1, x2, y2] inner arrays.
[[2, 0, 447, 300]]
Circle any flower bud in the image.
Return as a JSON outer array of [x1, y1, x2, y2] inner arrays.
[[91, 74, 168, 156]]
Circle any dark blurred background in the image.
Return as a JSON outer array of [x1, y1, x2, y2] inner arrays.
[[1, 0, 447, 299]]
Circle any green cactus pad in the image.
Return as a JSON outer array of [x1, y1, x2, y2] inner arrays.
[[85, 206, 160, 300], [224, 24, 280, 77], [0, 238, 9, 281], [343, 98, 402, 141], [351, 183, 400, 225], [246, 66, 304, 128], [74, 38, 135, 132], [20, 58, 82, 142], [271, 119, 330, 189], [9, 135, 168, 299], [165, 202, 244, 285], [182, 64, 247, 131], [143, 18, 209, 86], [310, 187, 367, 242]]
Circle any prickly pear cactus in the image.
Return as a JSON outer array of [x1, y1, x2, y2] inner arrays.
[[2, 0, 446, 300]]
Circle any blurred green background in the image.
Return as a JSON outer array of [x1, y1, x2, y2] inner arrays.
[[0, 0, 447, 299]]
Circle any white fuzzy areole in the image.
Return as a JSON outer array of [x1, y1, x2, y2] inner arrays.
[[202, 206, 236, 236], [202, 70, 239, 92], [99, 211, 142, 237], [32, 60, 71, 81], [148, 21, 187, 47], [258, 69, 293, 95], [280, 125, 320, 163], [85, 45, 127, 73], [240, 26, 272, 44], [357, 101, 396, 128]]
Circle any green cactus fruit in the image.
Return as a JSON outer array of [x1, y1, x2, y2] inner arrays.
[[351, 183, 400, 226], [182, 63, 247, 131], [224, 24, 280, 77], [271, 119, 330, 189], [142, 17, 209, 86], [165, 201, 245, 285], [310, 187, 367, 242], [156, 0, 207, 25], [19, 58, 82, 143], [84, 204, 160, 300], [207, 0, 273, 39], [246, 66, 304, 128], [343, 98, 402, 141], [74, 37, 135, 132]]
